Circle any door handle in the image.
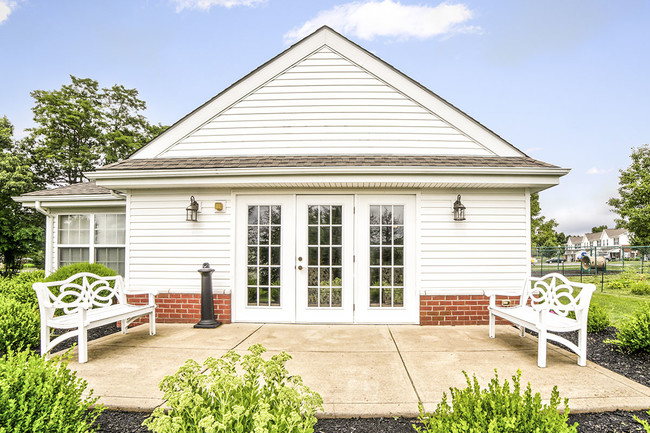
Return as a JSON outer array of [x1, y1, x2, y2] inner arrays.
[[298, 265, 303, 270]]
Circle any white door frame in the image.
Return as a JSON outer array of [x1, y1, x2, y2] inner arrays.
[[354, 194, 418, 324], [234, 195, 296, 323], [295, 195, 355, 323]]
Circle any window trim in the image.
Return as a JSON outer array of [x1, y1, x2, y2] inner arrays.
[[57, 213, 126, 274]]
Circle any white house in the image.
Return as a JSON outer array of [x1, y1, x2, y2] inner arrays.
[[565, 228, 633, 261], [15, 27, 569, 325]]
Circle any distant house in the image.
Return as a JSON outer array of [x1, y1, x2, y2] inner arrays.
[[15, 27, 568, 326], [565, 228, 633, 261]]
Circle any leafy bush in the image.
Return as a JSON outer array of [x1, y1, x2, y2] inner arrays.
[[606, 278, 632, 290], [586, 302, 611, 332], [414, 370, 577, 433], [0, 350, 103, 432], [0, 270, 45, 306], [45, 263, 117, 283], [607, 303, 650, 353], [630, 281, 650, 295], [144, 344, 323, 433], [0, 295, 40, 353]]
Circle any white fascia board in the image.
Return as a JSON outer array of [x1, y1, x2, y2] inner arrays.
[[131, 27, 525, 160], [15, 195, 125, 209], [89, 172, 565, 190]]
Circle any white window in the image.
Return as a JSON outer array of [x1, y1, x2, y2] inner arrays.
[[614, 237, 620, 246], [58, 214, 126, 275]]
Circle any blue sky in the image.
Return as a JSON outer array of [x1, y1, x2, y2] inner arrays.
[[1, 0, 648, 236]]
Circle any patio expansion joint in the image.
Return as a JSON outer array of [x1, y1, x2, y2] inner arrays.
[[388, 325, 422, 404], [230, 323, 264, 351]]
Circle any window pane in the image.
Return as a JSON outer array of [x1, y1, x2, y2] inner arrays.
[[94, 247, 125, 275], [59, 247, 89, 268], [368, 204, 405, 309], [58, 215, 90, 245], [94, 214, 125, 244], [247, 205, 281, 307]]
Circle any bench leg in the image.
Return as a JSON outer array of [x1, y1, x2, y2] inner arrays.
[[121, 319, 128, 334], [537, 329, 547, 368], [578, 327, 587, 366], [489, 312, 495, 338], [149, 312, 156, 336], [78, 328, 88, 364], [519, 326, 525, 337], [40, 324, 50, 357]]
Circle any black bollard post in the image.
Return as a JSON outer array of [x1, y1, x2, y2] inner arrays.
[[194, 262, 222, 329]]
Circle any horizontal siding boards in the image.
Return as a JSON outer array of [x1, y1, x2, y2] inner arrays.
[[419, 189, 528, 293], [127, 190, 232, 292], [161, 47, 490, 158]]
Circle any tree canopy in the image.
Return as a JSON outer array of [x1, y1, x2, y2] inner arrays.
[[530, 192, 565, 252], [21, 75, 165, 186], [591, 225, 608, 233], [0, 116, 44, 276], [608, 144, 650, 247]]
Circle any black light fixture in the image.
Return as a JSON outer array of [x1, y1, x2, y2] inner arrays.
[[186, 196, 199, 221], [453, 194, 466, 221]]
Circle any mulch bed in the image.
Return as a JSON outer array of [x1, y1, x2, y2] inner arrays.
[[79, 325, 649, 432]]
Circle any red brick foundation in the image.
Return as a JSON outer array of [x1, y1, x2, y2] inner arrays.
[[127, 293, 231, 324], [420, 295, 520, 325]]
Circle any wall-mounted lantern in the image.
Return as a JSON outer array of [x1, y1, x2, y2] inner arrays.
[[186, 196, 199, 221], [453, 194, 466, 221]]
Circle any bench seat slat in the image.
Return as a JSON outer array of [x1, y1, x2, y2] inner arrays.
[[48, 304, 155, 329]]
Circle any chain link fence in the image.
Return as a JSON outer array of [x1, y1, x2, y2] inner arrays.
[[531, 245, 650, 285]]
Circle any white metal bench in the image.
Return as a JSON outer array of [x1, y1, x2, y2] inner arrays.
[[33, 272, 157, 363], [486, 273, 596, 368]]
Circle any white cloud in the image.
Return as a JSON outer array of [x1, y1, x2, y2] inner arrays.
[[283, 0, 478, 44], [173, 0, 265, 12], [586, 167, 615, 175], [0, 1, 18, 25]]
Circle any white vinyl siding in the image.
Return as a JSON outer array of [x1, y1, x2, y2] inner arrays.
[[419, 190, 529, 292], [161, 47, 492, 158], [127, 189, 232, 293]]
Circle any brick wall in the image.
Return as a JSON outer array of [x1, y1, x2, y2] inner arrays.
[[126, 293, 231, 324], [420, 294, 520, 325]]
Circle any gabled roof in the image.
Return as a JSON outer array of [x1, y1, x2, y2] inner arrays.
[[21, 182, 112, 197], [567, 236, 584, 244], [585, 232, 604, 241], [130, 26, 531, 160], [604, 228, 628, 237]]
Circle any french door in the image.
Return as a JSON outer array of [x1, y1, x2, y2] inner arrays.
[[295, 196, 354, 323], [234, 194, 417, 324]]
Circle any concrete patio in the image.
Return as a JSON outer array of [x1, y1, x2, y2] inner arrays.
[[64, 323, 650, 417]]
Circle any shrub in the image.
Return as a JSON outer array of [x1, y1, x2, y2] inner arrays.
[[45, 263, 117, 283], [414, 370, 577, 433], [0, 350, 103, 432], [144, 344, 323, 433], [0, 295, 40, 353], [606, 303, 650, 353], [630, 281, 650, 295], [586, 302, 611, 332], [606, 278, 632, 290], [0, 270, 46, 306]]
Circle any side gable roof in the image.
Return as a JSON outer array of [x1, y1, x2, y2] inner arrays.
[[132, 26, 527, 160]]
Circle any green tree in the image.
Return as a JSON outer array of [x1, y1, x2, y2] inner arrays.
[[591, 225, 608, 233], [608, 144, 650, 250], [0, 116, 44, 276], [22, 75, 164, 186], [530, 192, 562, 251]]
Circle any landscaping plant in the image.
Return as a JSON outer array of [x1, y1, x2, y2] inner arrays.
[[144, 344, 323, 433], [0, 270, 45, 306], [607, 302, 650, 353], [414, 370, 577, 433], [586, 302, 611, 332], [0, 295, 40, 353], [45, 263, 117, 283], [0, 349, 103, 433]]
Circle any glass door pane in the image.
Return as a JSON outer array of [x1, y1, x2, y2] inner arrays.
[[307, 205, 343, 308], [369, 205, 404, 308]]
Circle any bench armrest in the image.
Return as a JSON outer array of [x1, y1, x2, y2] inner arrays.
[[483, 290, 521, 307]]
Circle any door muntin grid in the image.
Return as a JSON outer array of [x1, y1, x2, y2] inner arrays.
[[369, 205, 404, 308], [307, 205, 343, 308], [247, 205, 281, 307]]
